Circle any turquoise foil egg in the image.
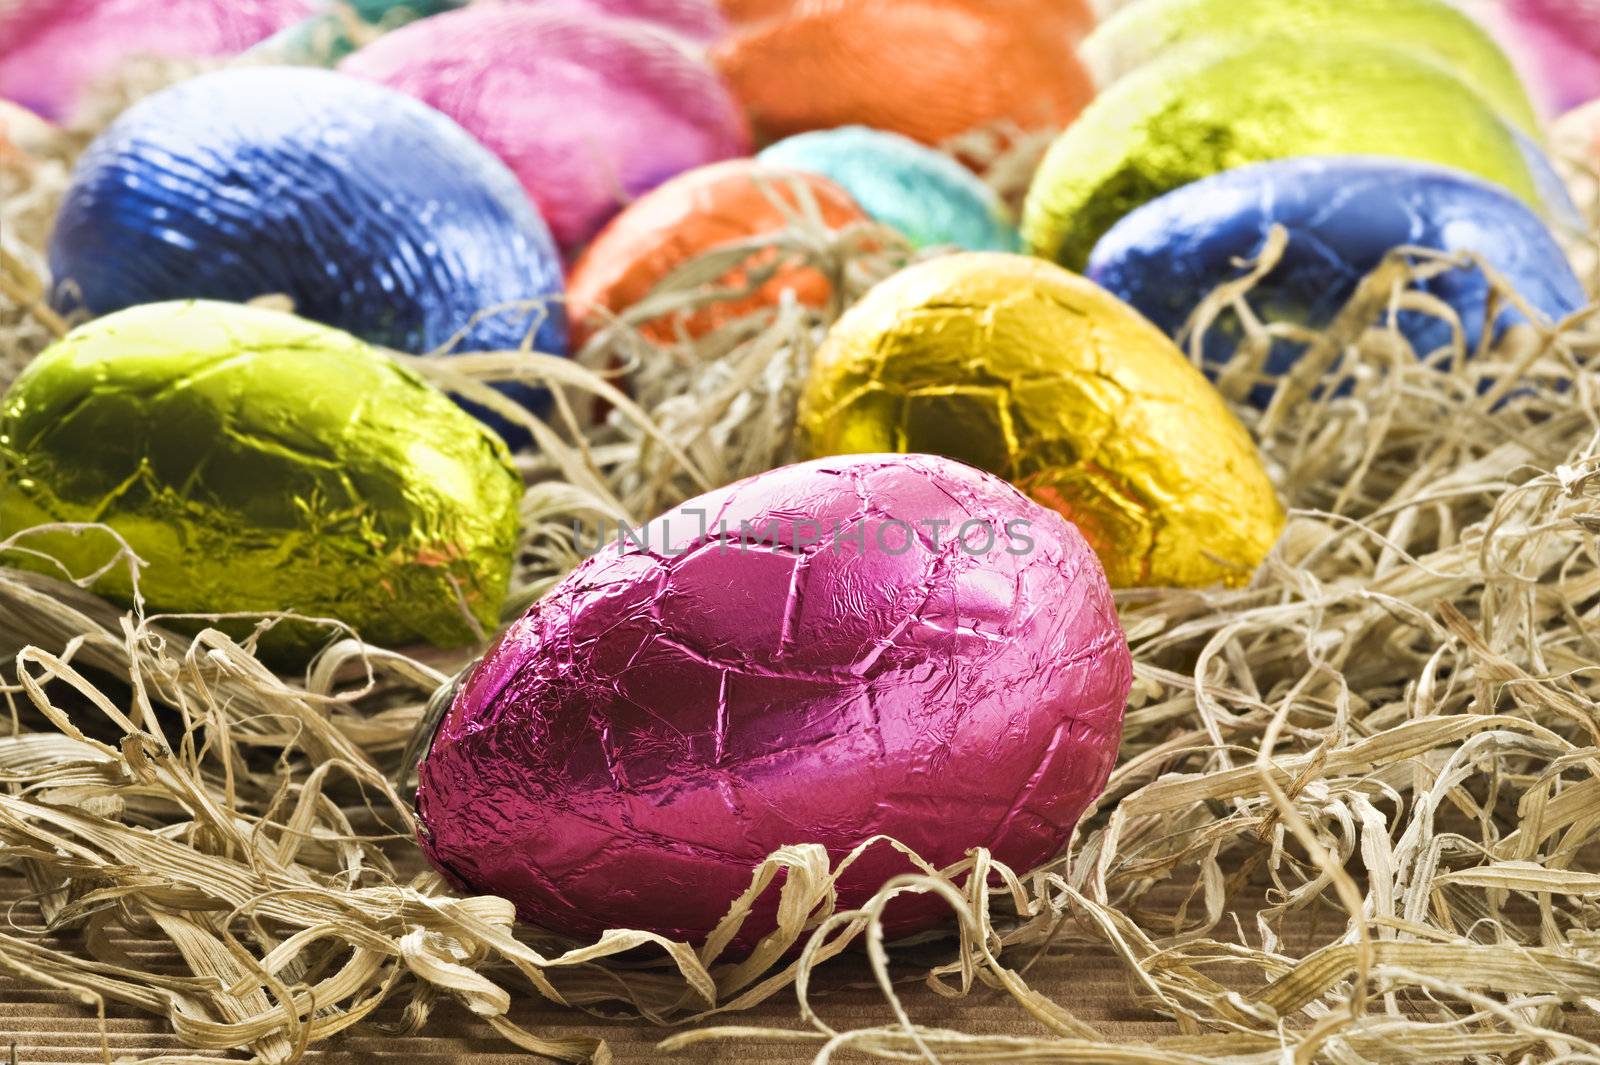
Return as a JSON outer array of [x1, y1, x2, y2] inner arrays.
[[758, 126, 1019, 252]]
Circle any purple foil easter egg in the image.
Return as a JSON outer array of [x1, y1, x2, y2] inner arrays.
[[416, 453, 1132, 949], [0, 0, 313, 122], [341, 5, 750, 255]]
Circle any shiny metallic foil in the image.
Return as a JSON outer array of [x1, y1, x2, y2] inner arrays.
[[799, 254, 1285, 589], [1087, 157, 1586, 402], [1083, 0, 1539, 133], [0, 0, 311, 122], [710, 0, 1095, 147], [341, 5, 749, 256], [0, 301, 523, 663], [759, 126, 1020, 252], [417, 453, 1131, 948], [566, 159, 866, 344], [1024, 37, 1547, 272], [49, 66, 566, 364]]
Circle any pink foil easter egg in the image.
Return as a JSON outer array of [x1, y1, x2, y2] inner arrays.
[[416, 453, 1132, 949], [341, 5, 750, 255], [1480, 0, 1600, 116], [0, 0, 313, 122], [510, 0, 730, 44]]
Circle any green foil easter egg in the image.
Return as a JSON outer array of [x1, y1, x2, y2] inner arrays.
[[1082, 0, 1539, 133], [1023, 37, 1546, 271], [0, 300, 522, 661]]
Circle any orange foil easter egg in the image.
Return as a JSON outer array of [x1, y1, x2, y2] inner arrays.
[[710, 0, 1096, 147], [567, 159, 867, 344]]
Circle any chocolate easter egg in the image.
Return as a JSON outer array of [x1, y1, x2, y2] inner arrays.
[[0, 301, 522, 662], [1024, 37, 1548, 270], [567, 159, 867, 344], [800, 253, 1284, 589], [1083, 0, 1538, 133], [1479, 0, 1600, 117], [416, 453, 1131, 948], [710, 0, 1094, 147], [1086, 158, 1586, 403], [48, 66, 565, 368], [0, 0, 312, 122], [758, 126, 1018, 251], [341, 5, 749, 255]]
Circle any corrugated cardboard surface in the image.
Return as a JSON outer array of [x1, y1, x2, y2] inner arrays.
[[0, 872, 1191, 1063]]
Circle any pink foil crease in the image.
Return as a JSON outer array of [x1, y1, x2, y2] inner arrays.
[[341, 4, 750, 255], [0, 0, 313, 122], [416, 454, 1132, 950], [507, 0, 729, 44]]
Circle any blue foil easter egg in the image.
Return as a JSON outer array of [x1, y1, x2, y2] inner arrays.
[[758, 126, 1019, 252], [48, 65, 566, 441], [1086, 157, 1584, 402]]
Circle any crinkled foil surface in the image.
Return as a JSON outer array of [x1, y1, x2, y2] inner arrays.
[[48, 66, 567, 362], [0, 301, 523, 662], [567, 159, 865, 343], [1087, 157, 1586, 392], [1023, 37, 1545, 271], [0, 0, 312, 122], [710, 0, 1093, 146], [758, 126, 1019, 252], [417, 453, 1130, 948], [341, 5, 749, 255], [799, 254, 1285, 589], [1082, 0, 1539, 133]]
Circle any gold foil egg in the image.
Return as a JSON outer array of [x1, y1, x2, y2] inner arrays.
[[0, 300, 523, 661], [798, 253, 1285, 589], [1082, 0, 1540, 133], [1024, 37, 1547, 271]]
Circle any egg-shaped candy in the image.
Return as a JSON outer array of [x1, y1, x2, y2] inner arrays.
[[341, 6, 749, 255], [710, 0, 1094, 147], [800, 254, 1284, 589], [567, 159, 867, 344], [1086, 158, 1586, 404], [0, 0, 312, 122], [0, 100, 56, 163], [49, 66, 565, 367], [0, 301, 522, 663], [1024, 38, 1549, 271], [1083, 0, 1538, 133], [1480, 0, 1600, 117], [758, 127, 1018, 252], [417, 452, 1131, 948]]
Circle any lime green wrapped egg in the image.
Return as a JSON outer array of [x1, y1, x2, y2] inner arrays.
[[1082, 0, 1539, 133], [0, 301, 522, 660], [1024, 37, 1547, 271]]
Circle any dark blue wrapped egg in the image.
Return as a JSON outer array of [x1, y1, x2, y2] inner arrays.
[[1086, 157, 1584, 402], [48, 65, 566, 441], [757, 126, 1019, 252]]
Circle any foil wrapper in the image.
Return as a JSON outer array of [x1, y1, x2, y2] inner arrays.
[[1481, 0, 1600, 117], [416, 453, 1131, 948], [710, 0, 1094, 147], [0, 0, 312, 122], [341, 5, 749, 256], [1087, 157, 1586, 403], [758, 126, 1019, 252], [566, 159, 866, 344], [0, 101, 55, 163], [1082, 0, 1539, 133], [1023, 37, 1547, 272], [47, 66, 566, 443], [799, 254, 1285, 589], [0, 301, 523, 663]]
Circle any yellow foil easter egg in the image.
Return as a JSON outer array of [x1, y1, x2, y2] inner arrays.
[[798, 253, 1284, 589], [1082, 0, 1539, 133], [1024, 37, 1546, 271]]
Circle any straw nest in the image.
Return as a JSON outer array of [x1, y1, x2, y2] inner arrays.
[[5, 61, 1600, 1065]]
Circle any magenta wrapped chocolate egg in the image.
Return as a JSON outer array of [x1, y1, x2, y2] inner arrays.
[[340, 4, 749, 255], [0, 0, 312, 122], [416, 454, 1131, 948]]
